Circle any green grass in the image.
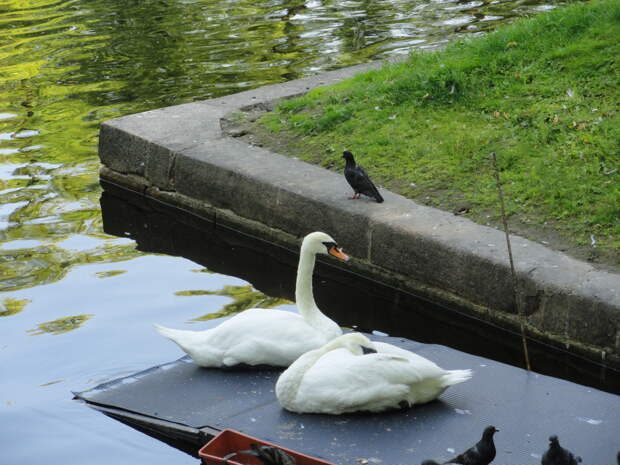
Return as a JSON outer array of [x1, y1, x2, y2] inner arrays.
[[255, 0, 620, 263]]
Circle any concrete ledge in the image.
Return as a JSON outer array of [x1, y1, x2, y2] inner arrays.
[[98, 63, 620, 368]]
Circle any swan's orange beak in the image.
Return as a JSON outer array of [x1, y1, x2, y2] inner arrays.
[[328, 246, 349, 261]]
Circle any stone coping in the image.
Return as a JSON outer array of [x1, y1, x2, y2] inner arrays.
[[98, 62, 620, 368]]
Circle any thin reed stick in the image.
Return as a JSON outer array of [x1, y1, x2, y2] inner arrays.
[[490, 152, 532, 371]]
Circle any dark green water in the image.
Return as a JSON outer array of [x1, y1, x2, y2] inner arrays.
[[0, 0, 570, 463]]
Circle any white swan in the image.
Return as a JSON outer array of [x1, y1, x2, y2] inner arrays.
[[275, 332, 472, 414], [154, 232, 348, 368]]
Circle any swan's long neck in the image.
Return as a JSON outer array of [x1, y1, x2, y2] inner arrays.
[[295, 246, 319, 320], [294, 242, 341, 339]]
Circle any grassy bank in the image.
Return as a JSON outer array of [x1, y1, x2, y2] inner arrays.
[[249, 0, 620, 266]]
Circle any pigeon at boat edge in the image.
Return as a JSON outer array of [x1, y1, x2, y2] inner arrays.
[[444, 426, 498, 465], [541, 435, 582, 465]]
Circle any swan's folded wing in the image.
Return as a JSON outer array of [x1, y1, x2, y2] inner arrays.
[[194, 309, 334, 366], [208, 309, 323, 345], [294, 350, 425, 412], [373, 341, 451, 377]]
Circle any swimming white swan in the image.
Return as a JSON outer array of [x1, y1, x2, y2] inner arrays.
[[154, 232, 348, 368], [275, 332, 472, 414]]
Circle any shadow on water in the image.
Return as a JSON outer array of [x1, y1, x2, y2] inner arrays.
[[100, 181, 620, 397]]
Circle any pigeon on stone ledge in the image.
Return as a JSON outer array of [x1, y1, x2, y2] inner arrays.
[[342, 150, 384, 203], [541, 435, 582, 465], [444, 426, 498, 465]]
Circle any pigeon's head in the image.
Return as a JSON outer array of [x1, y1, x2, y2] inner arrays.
[[549, 436, 560, 446], [483, 426, 499, 439], [342, 150, 354, 162], [301, 231, 349, 261]]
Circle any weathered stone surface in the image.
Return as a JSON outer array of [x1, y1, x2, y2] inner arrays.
[[99, 123, 148, 176], [370, 212, 517, 314], [98, 61, 620, 366]]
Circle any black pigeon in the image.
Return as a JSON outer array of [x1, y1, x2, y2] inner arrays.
[[444, 426, 498, 465], [342, 150, 384, 203], [541, 435, 582, 465], [242, 443, 296, 465]]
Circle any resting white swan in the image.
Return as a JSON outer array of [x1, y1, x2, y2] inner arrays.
[[275, 332, 472, 414], [154, 231, 348, 368]]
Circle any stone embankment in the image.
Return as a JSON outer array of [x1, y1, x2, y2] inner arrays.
[[98, 62, 620, 369]]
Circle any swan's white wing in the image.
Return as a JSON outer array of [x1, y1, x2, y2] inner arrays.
[[214, 309, 339, 366], [293, 349, 424, 413], [159, 309, 337, 367], [288, 342, 472, 413], [373, 341, 448, 377], [374, 341, 473, 402]]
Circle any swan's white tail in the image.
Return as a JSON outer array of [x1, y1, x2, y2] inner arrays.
[[153, 324, 221, 367], [442, 369, 473, 386], [153, 323, 192, 343]]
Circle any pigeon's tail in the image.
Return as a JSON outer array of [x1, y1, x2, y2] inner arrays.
[[441, 369, 473, 387], [370, 185, 384, 203]]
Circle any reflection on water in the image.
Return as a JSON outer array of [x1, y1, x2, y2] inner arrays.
[[180, 284, 292, 321], [27, 313, 93, 335], [1, 0, 571, 463], [0, 297, 31, 316], [93, 269, 126, 278]]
